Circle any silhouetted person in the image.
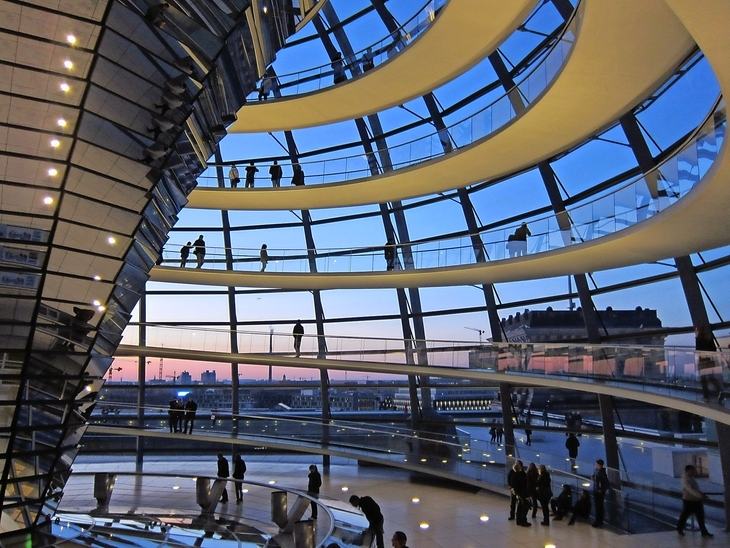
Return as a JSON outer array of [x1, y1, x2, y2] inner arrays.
[[536, 464, 553, 525], [592, 459, 609, 528], [695, 324, 726, 402], [260, 244, 269, 272], [332, 52, 346, 84], [308, 464, 322, 518], [269, 160, 282, 187], [349, 495, 384, 548], [232, 453, 247, 503], [496, 426, 503, 444], [184, 397, 197, 434], [228, 165, 240, 188], [526, 462, 538, 521], [58, 307, 95, 351], [565, 433, 580, 468], [677, 465, 713, 537], [391, 531, 408, 548], [217, 453, 229, 503], [193, 235, 205, 268], [384, 238, 396, 271], [510, 460, 530, 526], [361, 47, 375, 72], [293, 320, 304, 357], [525, 414, 532, 446], [168, 397, 178, 433], [180, 242, 191, 267], [551, 484, 572, 520], [258, 76, 272, 100], [245, 162, 258, 188], [291, 163, 305, 186], [568, 489, 591, 525], [512, 222, 531, 257]]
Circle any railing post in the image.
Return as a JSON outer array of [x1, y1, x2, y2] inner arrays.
[[272, 490, 288, 528], [294, 519, 315, 548], [91, 473, 116, 515]]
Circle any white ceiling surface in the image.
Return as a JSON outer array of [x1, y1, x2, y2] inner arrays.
[[188, 0, 695, 211], [228, 0, 538, 133]]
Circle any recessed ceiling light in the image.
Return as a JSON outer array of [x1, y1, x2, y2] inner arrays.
[[43, 196, 54, 205], [57, 118, 67, 128], [419, 523, 429, 529], [93, 275, 101, 281], [268, 480, 276, 484], [67, 35, 77, 44], [97, 305, 105, 312], [172, 485, 180, 490], [107, 236, 116, 245], [60, 83, 70, 93], [341, 486, 349, 491], [63, 60, 74, 69], [93, 300, 101, 306], [47, 168, 58, 176], [50, 139, 60, 148], [480, 515, 489, 522], [411, 497, 419, 503]]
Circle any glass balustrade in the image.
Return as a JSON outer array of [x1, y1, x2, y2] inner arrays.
[[118, 326, 730, 407], [82, 408, 719, 534], [165, 97, 725, 274], [248, 0, 447, 100], [197, 2, 581, 188]]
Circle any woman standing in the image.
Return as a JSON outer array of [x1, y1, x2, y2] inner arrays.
[[536, 464, 553, 525]]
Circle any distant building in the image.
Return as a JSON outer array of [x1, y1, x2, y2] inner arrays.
[[201, 370, 217, 383], [469, 306, 665, 377], [179, 371, 192, 384]]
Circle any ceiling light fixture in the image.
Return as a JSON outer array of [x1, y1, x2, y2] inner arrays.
[[48, 168, 58, 176], [43, 196, 54, 205], [93, 275, 101, 281], [60, 83, 70, 93], [107, 236, 116, 245], [67, 35, 77, 45], [63, 60, 74, 69], [57, 118, 67, 128], [50, 139, 60, 148]]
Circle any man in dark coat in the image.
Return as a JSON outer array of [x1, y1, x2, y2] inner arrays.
[[592, 459, 610, 527], [307, 464, 322, 518], [232, 453, 247, 503], [184, 397, 197, 434], [180, 242, 191, 267], [350, 494, 384, 548], [510, 460, 531, 526], [217, 453, 230, 503], [293, 320, 304, 357]]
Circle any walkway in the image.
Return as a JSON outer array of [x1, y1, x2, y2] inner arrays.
[[114, 341, 730, 426], [189, 0, 694, 210], [228, 0, 538, 132]]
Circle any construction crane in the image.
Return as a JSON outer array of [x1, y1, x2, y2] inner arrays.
[[108, 366, 122, 382], [158, 357, 163, 382], [464, 326, 485, 344]]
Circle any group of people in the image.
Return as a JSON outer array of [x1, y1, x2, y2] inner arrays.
[[168, 396, 197, 434], [508, 459, 610, 529], [216, 453, 247, 503], [180, 237, 271, 272], [228, 161, 302, 188], [489, 420, 504, 443], [180, 236, 206, 268]]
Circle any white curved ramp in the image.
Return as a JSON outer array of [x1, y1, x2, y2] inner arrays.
[[191, 0, 694, 211], [229, 0, 539, 133]]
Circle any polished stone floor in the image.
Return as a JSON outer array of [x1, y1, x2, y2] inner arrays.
[[66, 453, 727, 548]]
